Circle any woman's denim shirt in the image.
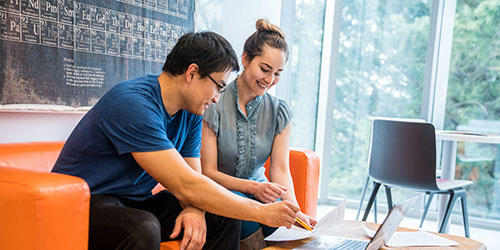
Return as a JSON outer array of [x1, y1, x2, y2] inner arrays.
[[203, 78, 292, 181]]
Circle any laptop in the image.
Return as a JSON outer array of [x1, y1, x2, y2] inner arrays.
[[293, 195, 418, 250]]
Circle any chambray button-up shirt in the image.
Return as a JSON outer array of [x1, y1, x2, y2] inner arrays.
[[203, 78, 292, 182]]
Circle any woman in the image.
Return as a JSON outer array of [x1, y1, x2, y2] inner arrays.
[[201, 19, 317, 247]]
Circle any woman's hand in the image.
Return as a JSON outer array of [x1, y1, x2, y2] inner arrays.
[[249, 181, 287, 203], [294, 211, 317, 230]]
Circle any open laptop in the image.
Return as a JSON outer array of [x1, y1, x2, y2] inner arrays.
[[293, 195, 418, 250]]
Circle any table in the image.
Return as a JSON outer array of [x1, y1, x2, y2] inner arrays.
[[435, 130, 500, 233], [263, 220, 486, 250]]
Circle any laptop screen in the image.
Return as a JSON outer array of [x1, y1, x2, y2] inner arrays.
[[365, 195, 418, 250]]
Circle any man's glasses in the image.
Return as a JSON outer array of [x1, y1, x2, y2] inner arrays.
[[206, 74, 227, 95]]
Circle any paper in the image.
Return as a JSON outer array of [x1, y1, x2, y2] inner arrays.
[[264, 224, 315, 241], [362, 225, 458, 247], [264, 199, 346, 241]]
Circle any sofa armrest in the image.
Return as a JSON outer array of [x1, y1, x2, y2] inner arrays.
[[0, 167, 90, 250], [288, 148, 320, 217], [264, 148, 320, 218]]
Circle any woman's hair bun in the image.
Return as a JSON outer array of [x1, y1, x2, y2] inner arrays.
[[255, 18, 285, 39]]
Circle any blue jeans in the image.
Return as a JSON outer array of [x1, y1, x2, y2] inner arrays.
[[232, 190, 278, 239]]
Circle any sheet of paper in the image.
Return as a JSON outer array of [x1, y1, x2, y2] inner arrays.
[[265, 199, 346, 241], [362, 225, 458, 247], [263, 225, 315, 241]]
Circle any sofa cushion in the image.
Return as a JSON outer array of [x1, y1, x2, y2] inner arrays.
[[0, 141, 64, 172]]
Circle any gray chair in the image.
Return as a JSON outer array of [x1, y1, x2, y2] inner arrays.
[[360, 118, 473, 237]]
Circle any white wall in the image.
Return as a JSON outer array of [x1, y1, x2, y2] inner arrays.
[[0, 111, 85, 143], [0, 1, 283, 143]]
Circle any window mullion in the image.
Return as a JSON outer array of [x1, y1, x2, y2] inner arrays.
[[316, 0, 343, 203]]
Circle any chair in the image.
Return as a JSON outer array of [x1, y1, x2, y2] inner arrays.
[[360, 118, 473, 237], [356, 118, 426, 223], [0, 141, 320, 250]]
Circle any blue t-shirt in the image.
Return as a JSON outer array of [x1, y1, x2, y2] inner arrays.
[[52, 74, 202, 200]]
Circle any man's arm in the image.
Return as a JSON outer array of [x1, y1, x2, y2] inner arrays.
[[180, 157, 203, 208], [184, 157, 202, 172], [131, 149, 298, 227], [169, 157, 206, 250]]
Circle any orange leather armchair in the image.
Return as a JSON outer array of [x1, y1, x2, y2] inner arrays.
[[263, 148, 320, 218], [0, 142, 319, 250], [0, 141, 89, 250]]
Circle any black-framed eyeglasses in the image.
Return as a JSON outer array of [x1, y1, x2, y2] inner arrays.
[[206, 74, 227, 94]]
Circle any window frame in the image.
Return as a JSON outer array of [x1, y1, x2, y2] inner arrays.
[[278, 0, 500, 230]]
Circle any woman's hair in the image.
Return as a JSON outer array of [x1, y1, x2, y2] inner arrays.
[[243, 19, 288, 62]]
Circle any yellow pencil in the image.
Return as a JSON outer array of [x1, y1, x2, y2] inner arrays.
[[295, 217, 312, 231]]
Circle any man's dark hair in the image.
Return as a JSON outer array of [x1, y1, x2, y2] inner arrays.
[[162, 31, 240, 77]]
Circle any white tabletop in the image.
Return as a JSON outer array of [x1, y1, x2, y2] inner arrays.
[[435, 130, 500, 144], [434, 129, 500, 234]]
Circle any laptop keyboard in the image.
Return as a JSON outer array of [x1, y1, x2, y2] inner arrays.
[[326, 238, 369, 250]]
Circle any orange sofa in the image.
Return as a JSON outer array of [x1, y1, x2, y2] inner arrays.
[[0, 141, 319, 250]]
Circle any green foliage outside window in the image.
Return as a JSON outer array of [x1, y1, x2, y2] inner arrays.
[[445, 0, 500, 128], [288, 0, 500, 221], [445, 0, 500, 220], [289, 0, 326, 150], [328, 0, 429, 198]]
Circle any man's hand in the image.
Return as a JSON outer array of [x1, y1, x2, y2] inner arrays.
[[294, 211, 317, 230], [259, 200, 299, 228], [249, 181, 287, 203], [170, 206, 206, 250]]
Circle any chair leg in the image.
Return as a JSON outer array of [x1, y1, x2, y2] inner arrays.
[[420, 192, 434, 228], [385, 185, 393, 210], [356, 176, 371, 220], [362, 182, 381, 221], [439, 192, 457, 234], [374, 195, 378, 223], [459, 190, 470, 238]]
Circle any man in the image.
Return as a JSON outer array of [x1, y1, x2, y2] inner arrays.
[[52, 31, 299, 250]]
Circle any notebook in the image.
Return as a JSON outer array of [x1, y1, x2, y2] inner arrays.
[[293, 195, 418, 250]]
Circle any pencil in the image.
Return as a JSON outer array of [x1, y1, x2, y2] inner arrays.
[[295, 217, 312, 231]]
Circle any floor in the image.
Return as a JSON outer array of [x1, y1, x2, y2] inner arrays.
[[316, 204, 499, 249]]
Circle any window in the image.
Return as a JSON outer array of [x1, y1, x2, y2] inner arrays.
[[328, 0, 431, 198], [195, 0, 500, 230], [289, 0, 326, 150], [444, 0, 500, 221], [194, 0, 223, 32]]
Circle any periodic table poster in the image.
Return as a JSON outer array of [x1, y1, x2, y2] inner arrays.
[[0, 0, 194, 107]]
